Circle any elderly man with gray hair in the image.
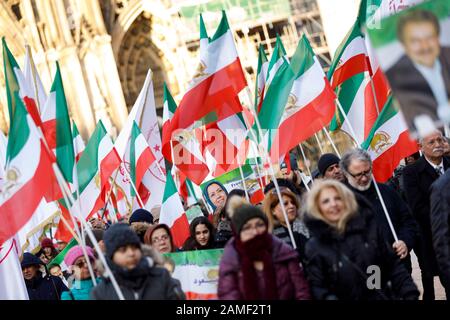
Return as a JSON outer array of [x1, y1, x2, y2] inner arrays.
[[403, 130, 450, 300], [340, 148, 419, 274]]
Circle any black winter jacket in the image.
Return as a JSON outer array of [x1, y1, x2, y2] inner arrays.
[[430, 170, 450, 291], [25, 272, 68, 300], [304, 196, 419, 300], [90, 257, 181, 300]]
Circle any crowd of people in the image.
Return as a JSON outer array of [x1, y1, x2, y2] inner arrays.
[[19, 129, 450, 300]]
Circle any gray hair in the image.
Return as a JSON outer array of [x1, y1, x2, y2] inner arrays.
[[339, 148, 372, 174]]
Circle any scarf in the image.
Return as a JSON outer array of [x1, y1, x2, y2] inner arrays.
[[234, 232, 278, 300]]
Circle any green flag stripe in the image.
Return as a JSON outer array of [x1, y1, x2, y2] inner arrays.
[[77, 121, 107, 193], [199, 13, 208, 39], [48, 238, 78, 267], [130, 122, 140, 196], [163, 83, 177, 114], [53, 62, 74, 183], [6, 92, 30, 164], [2, 37, 20, 124], [329, 72, 365, 131], [211, 11, 229, 42], [163, 170, 178, 202], [292, 35, 316, 79]]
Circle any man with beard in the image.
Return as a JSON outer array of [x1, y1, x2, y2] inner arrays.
[[403, 130, 450, 300], [317, 153, 346, 182], [340, 149, 418, 274]]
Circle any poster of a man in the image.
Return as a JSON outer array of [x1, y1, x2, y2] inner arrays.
[[386, 9, 450, 129], [368, 0, 450, 134]]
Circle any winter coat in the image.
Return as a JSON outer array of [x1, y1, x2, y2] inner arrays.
[[25, 272, 69, 300], [346, 182, 418, 252], [61, 278, 97, 300], [272, 218, 310, 266], [430, 170, 450, 292], [218, 235, 310, 300], [402, 156, 450, 275], [304, 197, 419, 300], [90, 256, 181, 300]]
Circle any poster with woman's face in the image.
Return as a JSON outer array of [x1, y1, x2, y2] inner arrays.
[[367, 0, 450, 135]]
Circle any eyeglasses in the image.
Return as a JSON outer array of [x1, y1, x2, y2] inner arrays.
[[152, 234, 169, 244], [74, 259, 90, 268], [348, 169, 372, 179]]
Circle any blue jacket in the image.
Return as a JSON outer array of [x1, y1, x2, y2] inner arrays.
[[61, 279, 97, 300]]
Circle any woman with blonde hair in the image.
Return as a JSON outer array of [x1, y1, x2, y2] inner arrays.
[[303, 179, 419, 300], [263, 187, 309, 265]]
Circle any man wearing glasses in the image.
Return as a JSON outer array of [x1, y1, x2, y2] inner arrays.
[[340, 148, 419, 275], [403, 130, 450, 300]]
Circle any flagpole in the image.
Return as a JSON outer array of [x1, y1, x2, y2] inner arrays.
[[335, 99, 361, 147], [243, 87, 297, 249], [100, 168, 120, 219], [314, 133, 324, 155], [322, 127, 341, 157], [121, 163, 146, 209], [334, 99, 399, 242], [52, 163, 126, 300], [298, 143, 313, 182], [25, 45, 42, 114], [55, 165, 97, 286], [236, 153, 250, 203]]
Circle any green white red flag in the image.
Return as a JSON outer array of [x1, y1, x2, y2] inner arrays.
[[160, 170, 190, 248], [0, 93, 56, 245], [362, 96, 418, 182]]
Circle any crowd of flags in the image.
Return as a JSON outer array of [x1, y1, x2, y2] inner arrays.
[[0, 1, 421, 298]]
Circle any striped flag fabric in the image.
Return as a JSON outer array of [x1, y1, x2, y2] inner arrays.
[[0, 93, 56, 245], [160, 170, 190, 248], [164, 249, 223, 300], [362, 96, 418, 182]]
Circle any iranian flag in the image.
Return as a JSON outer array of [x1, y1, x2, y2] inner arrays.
[[168, 11, 246, 134], [129, 121, 156, 198], [0, 237, 29, 299], [269, 35, 335, 162], [2, 37, 25, 124], [254, 44, 268, 114], [72, 121, 85, 162], [159, 170, 190, 248], [114, 69, 166, 211], [328, 12, 390, 144], [164, 249, 223, 300], [40, 62, 75, 183], [0, 94, 56, 245], [67, 121, 121, 221], [362, 96, 418, 182], [256, 38, 295, 156], [161, 82, 177, 163]]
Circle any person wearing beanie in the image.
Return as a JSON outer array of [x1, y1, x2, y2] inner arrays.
[[317, 153, 345, 182], [90, 223, 181, 300], [61, 245, 98, 300], [36, 238, 59, 265], [129, 208, 154, 243], [21, 252, 68, 300], [218, 204, 310, 300]]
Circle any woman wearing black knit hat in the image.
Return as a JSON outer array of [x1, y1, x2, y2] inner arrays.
[[217, 202, 310, 300], [90, 223, 182, 300]]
